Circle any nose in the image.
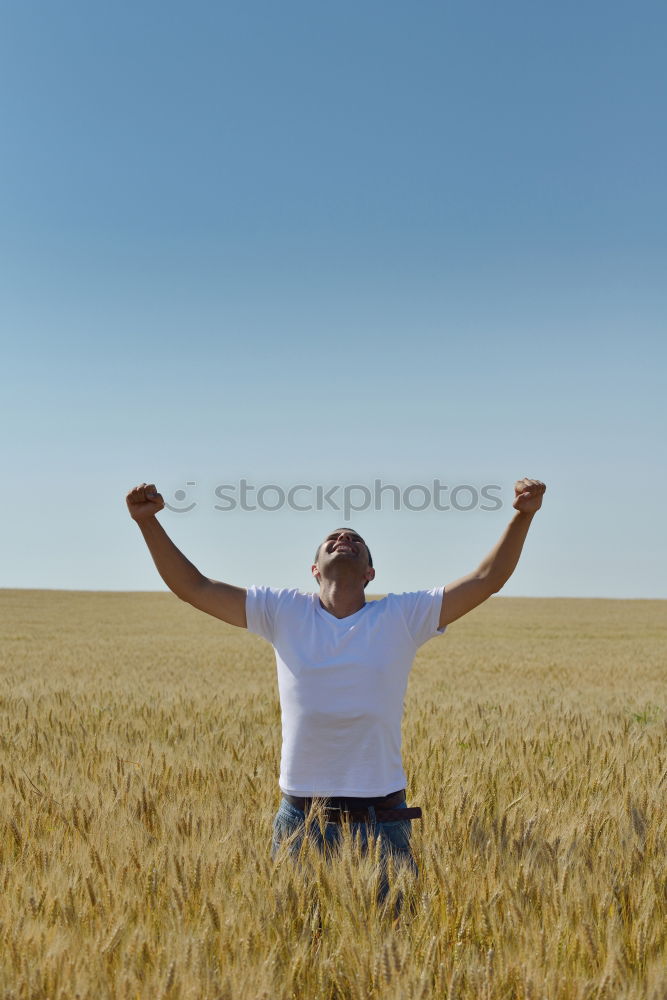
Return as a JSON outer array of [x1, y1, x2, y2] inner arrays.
[[333, 532, 357, 551]]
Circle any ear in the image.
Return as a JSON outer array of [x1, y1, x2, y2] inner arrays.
[[311, 563, 320, 583], [366, 566, 375, 584]]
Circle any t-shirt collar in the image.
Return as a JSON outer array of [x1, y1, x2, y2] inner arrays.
[[313, 593, 369, 625]]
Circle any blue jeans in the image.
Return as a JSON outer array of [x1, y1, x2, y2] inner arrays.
[[270, 796, 419, 916]]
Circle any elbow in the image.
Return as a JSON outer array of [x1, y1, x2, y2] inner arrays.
[[481, 572, 504, 596], [170, 585, 194, 605]]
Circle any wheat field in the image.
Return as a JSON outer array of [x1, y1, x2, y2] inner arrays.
[[0, 589, 665, 999]]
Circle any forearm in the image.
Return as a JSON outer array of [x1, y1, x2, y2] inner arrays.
[[476, 511, 535, 593], [135, 517, 206, 599]]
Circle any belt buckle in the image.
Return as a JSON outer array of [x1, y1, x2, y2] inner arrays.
[[326, 805, 367, 825]]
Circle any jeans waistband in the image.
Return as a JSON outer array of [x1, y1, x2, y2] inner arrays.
[[283, 788, 406, 811]]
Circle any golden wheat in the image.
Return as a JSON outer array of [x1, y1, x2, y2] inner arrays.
[[1, 589, 665, 999]]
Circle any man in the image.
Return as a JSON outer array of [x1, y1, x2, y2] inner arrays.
[[126, 477, 546, 913]]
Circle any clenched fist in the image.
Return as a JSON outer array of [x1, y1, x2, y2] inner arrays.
[[126, 482, 165, 522], [512, 478, 546, 515]]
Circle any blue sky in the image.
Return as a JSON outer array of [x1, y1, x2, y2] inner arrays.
[[1, 1, 665, 598]]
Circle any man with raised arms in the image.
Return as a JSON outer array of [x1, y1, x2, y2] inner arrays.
[[126, 477, 546, 913]]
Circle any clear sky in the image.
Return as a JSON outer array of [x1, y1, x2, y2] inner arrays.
[[1, 1, 665, 598]]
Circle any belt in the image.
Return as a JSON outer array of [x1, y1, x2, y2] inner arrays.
[[283, 788, 422, 824]]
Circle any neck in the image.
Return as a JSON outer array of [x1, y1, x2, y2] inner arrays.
[[317, 579, 366, 619]]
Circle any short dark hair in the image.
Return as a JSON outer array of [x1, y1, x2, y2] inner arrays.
[[313, 530, 373, 568]]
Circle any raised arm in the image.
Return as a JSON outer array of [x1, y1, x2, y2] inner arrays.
[[438, 478, 546, 629], [126, 482, 247, 628]]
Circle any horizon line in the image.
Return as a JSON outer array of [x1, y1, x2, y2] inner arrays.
[[0, 587, 665, 602]]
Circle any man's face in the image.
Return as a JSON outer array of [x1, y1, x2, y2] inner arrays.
[[312, 528, 375, 587]]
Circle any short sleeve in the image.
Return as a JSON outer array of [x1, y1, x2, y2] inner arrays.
[[392, 586, 446, 647], [245, 585, 279, 643]]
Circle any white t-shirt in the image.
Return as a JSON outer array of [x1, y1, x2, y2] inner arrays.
[[246, 586, 446, 797]]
